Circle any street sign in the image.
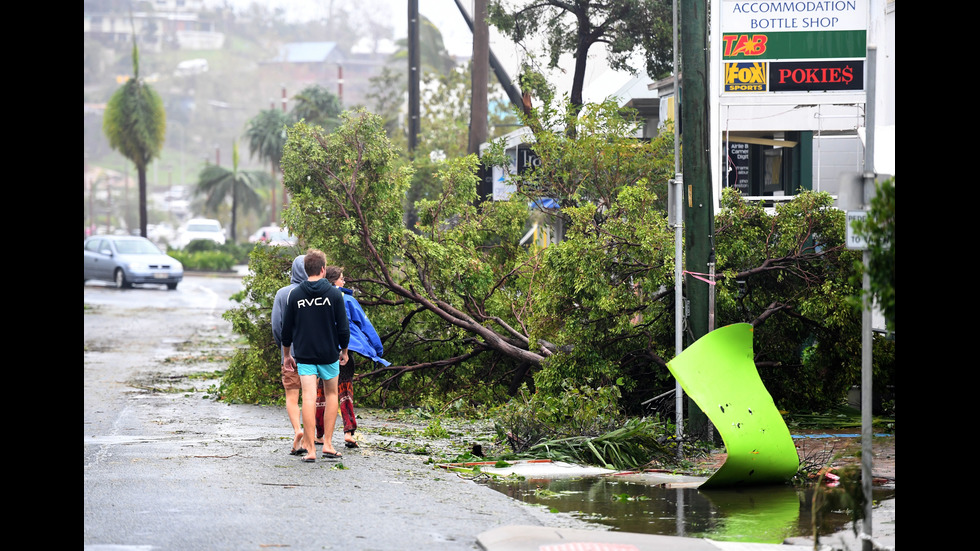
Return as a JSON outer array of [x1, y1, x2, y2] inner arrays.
[[846, 210, 868, 250]]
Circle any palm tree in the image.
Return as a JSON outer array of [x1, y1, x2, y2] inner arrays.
[[102, 15, 165, 238], [193, 141, 271, 243], [291, 84, 343, 132], [244, 108, 291, 224]]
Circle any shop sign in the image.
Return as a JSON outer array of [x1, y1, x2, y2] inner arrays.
[[725, 62, 768, 92], [721, 1, 867, 61], [769, 60, 863, 91]]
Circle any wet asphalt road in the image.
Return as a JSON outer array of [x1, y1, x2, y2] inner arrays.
[[83, 274, 597, 550]]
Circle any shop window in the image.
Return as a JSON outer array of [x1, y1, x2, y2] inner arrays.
[[725, 131, 808, 198]]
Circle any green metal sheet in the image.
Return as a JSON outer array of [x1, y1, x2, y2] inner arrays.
[[667, 323, 799, 488]]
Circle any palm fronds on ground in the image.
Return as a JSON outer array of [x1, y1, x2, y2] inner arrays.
[[509, 418, 673, 471]]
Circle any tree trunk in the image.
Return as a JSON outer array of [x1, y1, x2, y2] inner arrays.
[[271, 163, 277, 225], [138, 168, 148, 238], [507, 362, 533, 396], [231, 183, 238, 243]]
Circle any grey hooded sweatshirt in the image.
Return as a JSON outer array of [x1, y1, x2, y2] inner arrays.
[[271, 255, 307, 360]]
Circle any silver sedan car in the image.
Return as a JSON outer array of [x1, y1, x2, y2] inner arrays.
[[84, 235, 184, 290]]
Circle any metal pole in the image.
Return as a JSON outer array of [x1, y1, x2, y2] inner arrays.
[[407, 0, 420, 153], [707, 261, 715, 332], [675, 487, 685, 537], [674, 177, 684, 459], [860, 45, 877, 551], [706, 257, 715, 445], [672, 0, 683, 460]]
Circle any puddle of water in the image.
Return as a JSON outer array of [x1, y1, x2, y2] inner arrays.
[[480, 475, 895, 543]]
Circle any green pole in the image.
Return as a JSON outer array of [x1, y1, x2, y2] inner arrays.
[[681, 0, 713, 439]]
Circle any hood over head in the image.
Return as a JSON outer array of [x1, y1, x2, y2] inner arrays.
[[291, 255, 307, 285]]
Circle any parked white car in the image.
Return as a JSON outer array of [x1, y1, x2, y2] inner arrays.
[[248, 225, 298, 247], [175, 218, 226, 249]]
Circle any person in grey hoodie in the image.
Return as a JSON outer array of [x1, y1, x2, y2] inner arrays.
[[280, 249, 350, 462], [271, 255, 308, 456]]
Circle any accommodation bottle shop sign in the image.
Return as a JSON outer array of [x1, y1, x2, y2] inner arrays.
[[722, 0, 867, 93]]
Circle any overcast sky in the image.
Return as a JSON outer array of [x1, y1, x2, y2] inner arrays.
[[205, 0, 648, 104], [206, 0, 480, 57]]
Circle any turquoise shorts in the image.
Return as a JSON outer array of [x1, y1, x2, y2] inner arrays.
[[297, 360, 340, 380]]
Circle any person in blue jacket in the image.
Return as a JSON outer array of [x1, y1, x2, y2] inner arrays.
[[324, 265, 390, 448]]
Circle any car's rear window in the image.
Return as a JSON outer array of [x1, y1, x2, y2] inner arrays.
[[115, 239, 162, 255]]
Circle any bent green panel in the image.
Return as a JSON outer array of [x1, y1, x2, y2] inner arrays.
[[667, 323, 798, 488]]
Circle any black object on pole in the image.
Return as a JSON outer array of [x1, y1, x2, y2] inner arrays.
[[408, 0, 420, 153]]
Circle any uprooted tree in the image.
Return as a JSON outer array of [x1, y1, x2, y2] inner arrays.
[[280, 108, 545, 407], [222, 102, 892, 417]]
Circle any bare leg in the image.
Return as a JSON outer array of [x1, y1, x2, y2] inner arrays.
[[320, 376, 340, 456], [299, 374, 319, 460], [285, 387, 303, 451]]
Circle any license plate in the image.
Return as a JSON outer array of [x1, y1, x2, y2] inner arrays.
[[153, 273, 169, 279]]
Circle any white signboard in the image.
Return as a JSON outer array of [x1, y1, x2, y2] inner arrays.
[[845, 210, 868, 250], [722, 0, 867, 32]]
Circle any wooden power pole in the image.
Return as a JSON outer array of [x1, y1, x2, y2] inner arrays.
[[681, 0, 714, 437], [468, 0, 489, 155]]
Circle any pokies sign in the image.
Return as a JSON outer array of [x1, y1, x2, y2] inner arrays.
[[770, 60, 863, 91]]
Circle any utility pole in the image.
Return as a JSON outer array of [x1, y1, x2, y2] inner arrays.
[[281, 85, 288, 217], [453, 0, 524, 112], [337, 65, 344, 103], [681, 0, 713, 437], [468, 0, 489, 155], [408, 0, 420, 154]]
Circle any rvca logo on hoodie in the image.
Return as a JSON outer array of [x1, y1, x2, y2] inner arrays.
[[296, 296, 332, 308]]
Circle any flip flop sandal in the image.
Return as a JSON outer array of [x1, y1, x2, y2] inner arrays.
[[289, 447, 308, 456], [321, 451, 342, 459], [301, 456, 316, 463], [345, 441, 359, 448]]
